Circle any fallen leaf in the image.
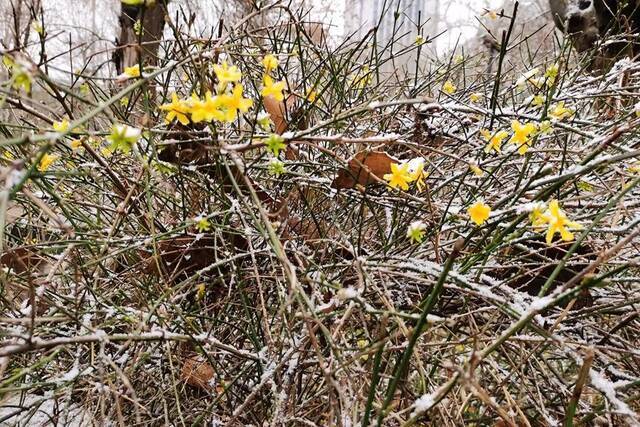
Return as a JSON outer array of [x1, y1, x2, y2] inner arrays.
[[332, 150, 398, 189], [140, 233, 247, 280], [263, 94, 296, 135], [181, 356, 214, 390]]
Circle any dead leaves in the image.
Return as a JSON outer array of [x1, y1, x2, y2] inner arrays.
[[332, 150, 397, 189], [181, 355, 215, 390], [140, 233, 247, 281]]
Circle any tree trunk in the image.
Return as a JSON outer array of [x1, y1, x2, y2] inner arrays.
[[113, 0, 169, 74]]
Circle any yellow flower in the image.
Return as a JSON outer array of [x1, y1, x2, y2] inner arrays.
[[3, 55, 32, 93], [133, 19, 143, 36], [268, 159, 286, 176], [265, 134, 286, 157], [415, 35, 426, 46], [469, 162, 484, 177], [352, 66, 372, 90], [261, 54, 279, 73], [538, 120, 552, 135], [70, 139, 83, 150], [532, 95, 545, 107], [107, 124, 141, 153], [196, 283, 206, 301], [383, 162, 413, 191], [406, 220, 427, 244], [187, 94, 206, 123], [53, 119, 70, 132], [123, 64, 141, 78], [212, 61, 242, 86], [261, 75, 285, 101], [218, 84, 253, 123], [189, 92, 223, 123], [627, 162, 640, 174], [32, 20, 44, 36], [481, 129, 509, 154], [159, 92, 191, 125], [545, 63, 559, 84], [442, 80, 456, 95], [257, 111, 272, 131], [469, 92, 482, 103], [306, 88, 318, 102], [407, 158, 428, 191], [548, 101, 574, 121], [38, 153, 58, 172], [122, 0, 156, 5], [509, 120, 537, 155], [486, 10, 498, 19], [527, 201, 547, 229], [195, 216, 211, 232], [634, 102, 640, 117], [468, 200, 491, 225], [538, 200, 582, 245]]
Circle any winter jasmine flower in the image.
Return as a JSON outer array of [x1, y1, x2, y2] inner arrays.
[[406, 220, 427, 244], [509, 120, 537, 155], [468, 200, 491, 225], [212, 61, 242, 87], [538, 200, 582, 245], [53, 119, 70, 133], [218, 84, 253, 122], [469, 92, 483, 103], [261, 54, 279, 73], [123, 64, 141, 78], [384, 162, 413, 191], [107, 124, 141, 153], [268, 159, 286, 176], [261, 75, 286, 101], [159, 92, 191, 125], [481, 129, 509, 154], [265, 134, 286, 157], [38, 153, 58, 172], [442, 80, 456, 95], [548, 101, 574, 121]]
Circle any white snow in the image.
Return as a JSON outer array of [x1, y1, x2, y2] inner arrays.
[[590, 369, 639, 422], [411, 393, 435, 418]]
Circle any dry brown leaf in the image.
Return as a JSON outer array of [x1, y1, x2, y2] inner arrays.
[[0, 247, 48, 274], [332, 150, 398, 189], [140, 234, 247, 280], [263, 94, 303, 160], [263, 95, 292, 135], [181, 356, 214, 390]]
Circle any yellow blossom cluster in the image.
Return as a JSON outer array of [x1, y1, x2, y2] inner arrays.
[[480, 115, 559, 156], [465, 198, 582, 246], [158, 57, 288, 126], [259, 54, 286, 101], [480, 121, 538, 155], [158, 61, 253, 125], [516, 63, 560, 90]]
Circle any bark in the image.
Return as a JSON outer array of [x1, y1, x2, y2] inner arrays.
[[113, 0, 169, 74]]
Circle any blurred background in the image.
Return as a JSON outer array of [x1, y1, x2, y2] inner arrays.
[[0, 0, 555, 81]]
